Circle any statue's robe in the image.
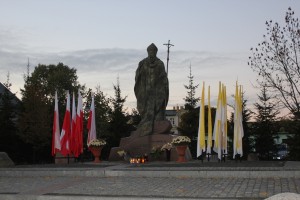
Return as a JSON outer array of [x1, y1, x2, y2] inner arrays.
[[134, 57, 169, 136]]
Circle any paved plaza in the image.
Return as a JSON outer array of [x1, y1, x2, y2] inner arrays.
[[0, 161, 299, 200]]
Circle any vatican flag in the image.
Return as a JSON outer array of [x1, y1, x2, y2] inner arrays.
[[207, 86, 212, 154], [197, 82, 206, 157], [233, 82, 244, 158]]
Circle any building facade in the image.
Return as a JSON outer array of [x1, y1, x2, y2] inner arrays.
[[165, 106, 186, 135]]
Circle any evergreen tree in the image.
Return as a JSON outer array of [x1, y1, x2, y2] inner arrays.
[[107, 78, 131, 158], [253, 86, 279, 160], [85, 86, 112, 160], [0, 73, 21, 162], [284, 119, 300, 160], [110, 78, 130, 138], [19, 63, 84, 163], [94, 86, 112, 139], [241, 94, 254, 159], [183, 64, 200, 110], [128, 108, 141, 130], [179, 65, 202, 158], [178, 107, 199, 140]]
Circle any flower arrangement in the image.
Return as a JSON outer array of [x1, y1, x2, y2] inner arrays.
[[117, 150, 126, 157], [161, 143, 173, 151], [171, 136, 191, 146], [117, 149, 131, 162], [88, 138, 106, 148], [150, 145, 163, 159]]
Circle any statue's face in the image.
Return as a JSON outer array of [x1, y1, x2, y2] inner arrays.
[[148, 49, 157, 58]]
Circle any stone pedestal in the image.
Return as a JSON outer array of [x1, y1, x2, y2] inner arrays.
[[109, 120, 192, 162], [109, 133, 192, 162]]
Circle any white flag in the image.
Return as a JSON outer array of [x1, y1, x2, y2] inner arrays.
[[52, 91, 61, 156], [87, 93, 97, 145]]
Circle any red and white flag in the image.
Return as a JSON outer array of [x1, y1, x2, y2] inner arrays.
[[87, 93, 97, 145], [52, 91, 61, 156], [60, 91, 71, 156], [70, 92, 77, 155], [74, 91, 83, 157]]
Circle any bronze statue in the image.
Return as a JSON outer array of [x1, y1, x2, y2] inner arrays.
[[108, 43, 176, 161], [134, 43, 169, 136]]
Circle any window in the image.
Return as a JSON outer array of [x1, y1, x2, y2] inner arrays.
[[169, 117, 175, 126]]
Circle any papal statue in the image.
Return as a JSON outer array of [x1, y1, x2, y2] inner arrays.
[[108, 43, 184, 161], [134, 43, 170, 136]]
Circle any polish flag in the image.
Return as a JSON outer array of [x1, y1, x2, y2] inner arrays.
[[74, 91, 83, 157], [70, 92, 77, 155], [87, 93, 97, 145], [52, 91, 61, 156], [60, 91, 71, 156]]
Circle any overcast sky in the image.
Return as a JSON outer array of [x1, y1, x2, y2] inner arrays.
[[0, 0, 299, 114]]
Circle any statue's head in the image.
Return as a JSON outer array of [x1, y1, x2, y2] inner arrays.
[[147, 43, 158, 58]]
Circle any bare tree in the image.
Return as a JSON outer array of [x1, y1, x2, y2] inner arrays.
[[248, 7, 300, 118]]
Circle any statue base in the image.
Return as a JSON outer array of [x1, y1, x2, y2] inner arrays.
[[108, 120, 192, 161], [131, 120, 173, 137]]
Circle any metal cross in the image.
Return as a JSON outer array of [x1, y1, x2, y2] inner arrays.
[[163, 40, 174, 76]]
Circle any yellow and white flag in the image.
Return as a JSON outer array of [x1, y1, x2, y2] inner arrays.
[[213, 82, 228, 160], [221, 85, 227, 155], [233, 82, 244, 158], [207, 86, 212, 154], [197, 82, 206, 157], [213, 82, 223, 160]]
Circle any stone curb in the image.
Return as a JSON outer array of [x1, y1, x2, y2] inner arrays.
[[1, 167, 299, 178], [1, 161, 299, 178], [105, 169, 300, 178], [0, 168, 105, 177]]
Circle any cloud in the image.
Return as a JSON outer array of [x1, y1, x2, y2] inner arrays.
[[0, 46, 258, 112]]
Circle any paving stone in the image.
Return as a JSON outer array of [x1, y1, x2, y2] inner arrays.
[[0, 161, 299, 200]]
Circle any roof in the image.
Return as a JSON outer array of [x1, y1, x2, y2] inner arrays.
[[0, 82, 21, 105], [165, 110, 177, 116]]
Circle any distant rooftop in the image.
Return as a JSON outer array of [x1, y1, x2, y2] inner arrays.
[[0, 82, 21, 105], [166, 110, 177, 116]]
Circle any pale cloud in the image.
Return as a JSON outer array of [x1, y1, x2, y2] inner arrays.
[[1, 0, 297, 119], [0, 46, 259, 113]]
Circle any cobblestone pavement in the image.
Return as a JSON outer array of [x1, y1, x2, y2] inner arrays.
[[0, 161, 299, 200], [0, 176, 299, 199]]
